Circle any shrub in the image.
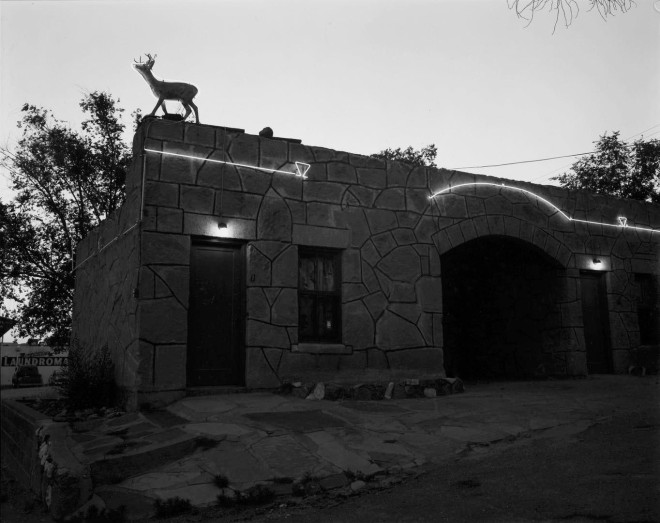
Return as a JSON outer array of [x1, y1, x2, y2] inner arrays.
[[153, 497, 192, 518], [214, 474, 229, 489], [56, 341, 120, 410]]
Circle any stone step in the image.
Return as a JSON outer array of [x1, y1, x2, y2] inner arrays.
[[89, 434, 218, 485]]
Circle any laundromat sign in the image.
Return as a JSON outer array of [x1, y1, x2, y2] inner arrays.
[[1, 356, 68, 366]]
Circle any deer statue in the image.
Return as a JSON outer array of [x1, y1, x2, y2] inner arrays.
[[133, 53, 199, 123]]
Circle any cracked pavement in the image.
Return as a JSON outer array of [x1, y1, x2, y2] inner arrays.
[[57, 375, 660, 519]]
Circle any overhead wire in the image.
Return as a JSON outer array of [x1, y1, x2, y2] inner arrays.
[[529, 127, 660, 184], [449, 124, 660, 186], [450, 124, 659, 172], [450, 150, 597, 170]]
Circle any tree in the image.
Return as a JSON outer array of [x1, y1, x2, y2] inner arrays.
[[371, 144, 437, 168], [553, 132, 660, 204], [509, 0, 635, 31], [0, 92, 132, 345]]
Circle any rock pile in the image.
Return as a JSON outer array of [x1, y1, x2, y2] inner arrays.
[[278, 377, 464, 401]]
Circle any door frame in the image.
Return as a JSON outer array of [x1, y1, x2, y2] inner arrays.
[[187, 236, 247, 387]]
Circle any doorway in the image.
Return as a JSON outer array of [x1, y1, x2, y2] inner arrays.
[[580, 271, 612, 373], [441, 236, 564, 379], [187, 239, 245, 386]]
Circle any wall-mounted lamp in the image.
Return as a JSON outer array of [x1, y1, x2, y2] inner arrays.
[[218, 220, 227, 229], [579, 254, 608, 271]]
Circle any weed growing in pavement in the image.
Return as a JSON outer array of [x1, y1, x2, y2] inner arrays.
[[214, 474, 229, 488]]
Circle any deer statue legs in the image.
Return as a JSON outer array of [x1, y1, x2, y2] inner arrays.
[[149, 97, 199, 123], [183, 100, 200, 123], [150, 97, 166, 117]]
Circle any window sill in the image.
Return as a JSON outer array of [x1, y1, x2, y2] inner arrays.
[[292, 343, 352, 355]]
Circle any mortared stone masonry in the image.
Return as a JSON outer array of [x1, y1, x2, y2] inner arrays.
[[72, 118, 660, 408]]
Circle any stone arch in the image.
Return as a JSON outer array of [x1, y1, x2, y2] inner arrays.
[[431, 215, 572, 269], [439, 234, 578, 379]]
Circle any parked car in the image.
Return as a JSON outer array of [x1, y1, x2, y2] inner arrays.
[[12, 365, 43, 388], [48, 369, 66, 387]]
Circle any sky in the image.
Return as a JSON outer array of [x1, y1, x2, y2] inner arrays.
[[1, 0, 659, 200]]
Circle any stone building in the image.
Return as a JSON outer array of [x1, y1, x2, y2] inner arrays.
[[72, 119, 660, 408]]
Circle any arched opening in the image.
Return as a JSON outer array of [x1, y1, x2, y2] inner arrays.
[[441, 235, 565, 380]]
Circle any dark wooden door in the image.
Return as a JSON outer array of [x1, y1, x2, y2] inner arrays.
[[187, 241, 244, 386], [581, 272, 612, 374]]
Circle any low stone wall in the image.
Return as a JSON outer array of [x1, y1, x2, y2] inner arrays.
[[1, 399, 48, 493], [0, 400, 92, 520]]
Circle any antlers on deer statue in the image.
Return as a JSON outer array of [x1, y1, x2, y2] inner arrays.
[[133, 53, 199, 123]]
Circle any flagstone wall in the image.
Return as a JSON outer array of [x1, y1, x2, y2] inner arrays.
[[72, 143, 142, 402], [72, 118, 660, 407]]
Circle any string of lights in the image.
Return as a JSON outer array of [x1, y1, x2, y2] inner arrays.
[[144, 148, 310, 178], [430, 182, 658, 234], [71, 222, 139, 272], [71, 137, 659, 272], [71, 146, 312, 271]]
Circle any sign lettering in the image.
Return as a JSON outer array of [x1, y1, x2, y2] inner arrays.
[[1, 356, 69, 367]]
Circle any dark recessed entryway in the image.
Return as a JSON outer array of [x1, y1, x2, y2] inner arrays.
[[442, 235, 564, 380]]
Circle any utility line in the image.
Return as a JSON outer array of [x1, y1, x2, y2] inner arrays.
[[628, 124, 660, 138], [529, 127, 660, 184], [451, 126, 659, 174], [450, 150, 598, 170]]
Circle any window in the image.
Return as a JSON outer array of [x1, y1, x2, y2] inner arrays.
[[298, 248, 341, 343], [635, 274, 659, 345]]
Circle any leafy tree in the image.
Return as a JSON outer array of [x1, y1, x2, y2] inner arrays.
[[553, 132, 660, 204], [371, 144, 437, 167], [509, 0, 635, 31], [0, 92, 132, 345]]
